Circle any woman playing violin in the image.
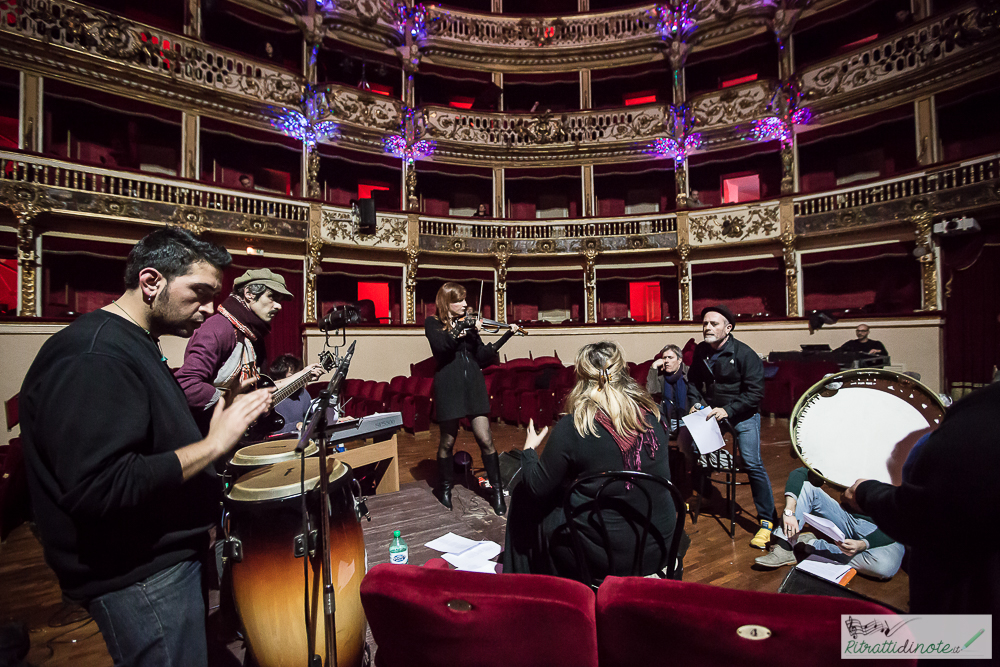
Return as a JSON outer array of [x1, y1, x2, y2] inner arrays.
[[424, 282, 520, 515]]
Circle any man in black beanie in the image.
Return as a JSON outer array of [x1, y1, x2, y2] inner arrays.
[[687, 305, 776, 549]]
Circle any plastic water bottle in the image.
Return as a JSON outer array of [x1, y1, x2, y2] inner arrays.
[[388, 530, 408, 565]]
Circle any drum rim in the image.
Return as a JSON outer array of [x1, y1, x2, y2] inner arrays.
[[226, 458, 351, 503], [229, 439, 319, 466], [789, 368, 945, 488]]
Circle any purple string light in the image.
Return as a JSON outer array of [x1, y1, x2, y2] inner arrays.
[[650, 133, 702, 165], [655, 1, 696, 38], [394, 3, 429, 39], [384, 107, 434, 164], [269, 90, 338, 149]]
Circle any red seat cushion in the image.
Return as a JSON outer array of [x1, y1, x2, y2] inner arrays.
[[595, 577, 909, 667], [362, 564, 598, 667]]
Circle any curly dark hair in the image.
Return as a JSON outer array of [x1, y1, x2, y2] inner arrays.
[[124, 227, 231, 289]]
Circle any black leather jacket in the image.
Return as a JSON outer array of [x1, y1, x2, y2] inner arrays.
[[686, 335, 764, 424]]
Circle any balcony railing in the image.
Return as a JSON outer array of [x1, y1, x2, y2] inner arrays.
[[418, 215, 677, 240], [793, 153, 1000, 217], [1, 151, 311, 224], [5, 0, 302, 107]]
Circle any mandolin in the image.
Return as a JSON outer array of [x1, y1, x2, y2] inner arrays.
[[244, 351, 335, 441]]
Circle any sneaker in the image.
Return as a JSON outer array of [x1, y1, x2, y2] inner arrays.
[[749, 519, 773, 549], [754, 545, 795, 568]]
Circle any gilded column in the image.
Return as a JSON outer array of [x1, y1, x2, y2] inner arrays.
[[581, 164, 595, 217], [493, 167, 505, 219], [914, 96, 939, 166], [305, 202, 324, 322], [676, 241, 691, 321], [781, 232, 800, 317], [405, 246, 419, 324], [913, 212, 939, 312], [17, 214, 38, 316], [20, 73, 43, 152], [579, 69, 591, 110], [181, 113, 199, 180], [492, 241, 511, 323], [582, 240, 598, 324], [184, 0, 202, 38], [675, 157, 689, 209]]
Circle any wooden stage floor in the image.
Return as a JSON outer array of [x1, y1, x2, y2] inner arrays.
[[0, 417, 909, 666]]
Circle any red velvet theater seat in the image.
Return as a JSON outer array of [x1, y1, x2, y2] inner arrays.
[[595, 577, 911, 667], [361, 563, 598, 667]]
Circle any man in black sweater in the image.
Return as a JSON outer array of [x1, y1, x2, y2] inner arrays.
[[20, 228, 272, 667], [687, 305, 776, 549], [844, 381, 1000, 615], [837, 323, 889, 357]]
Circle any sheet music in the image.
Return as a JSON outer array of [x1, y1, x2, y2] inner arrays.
[[680, 407, 726, 454]]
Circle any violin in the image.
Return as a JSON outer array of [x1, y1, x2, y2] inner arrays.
[[453, 314, 529, 336]]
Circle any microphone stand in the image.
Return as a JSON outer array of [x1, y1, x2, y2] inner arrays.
[[296, 340, 356, 667]]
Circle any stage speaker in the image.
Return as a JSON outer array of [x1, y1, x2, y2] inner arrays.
[[357, 198, 376, 235]]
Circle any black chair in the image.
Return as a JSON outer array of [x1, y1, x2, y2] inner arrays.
[[690, 425, 749, 538], [562, 470, 686, 588]]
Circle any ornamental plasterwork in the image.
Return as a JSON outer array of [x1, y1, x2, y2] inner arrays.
[[795, 177, 1000, 236], [5, 0, 302, 106], [423, 105, 669, 150], [688, 202, 780, 245], [800, 5, 995, 108], [315, 85, 403, 133], [321, 209, 408, 248], [691, 80, 771, 130]]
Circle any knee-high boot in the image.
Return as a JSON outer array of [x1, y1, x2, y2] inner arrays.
[[435, 455, 454, 510], [482, 452, 507, 516]]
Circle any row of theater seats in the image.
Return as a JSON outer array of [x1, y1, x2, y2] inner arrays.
[[362, 562, 906, 667], [323, 341, 834, 434]]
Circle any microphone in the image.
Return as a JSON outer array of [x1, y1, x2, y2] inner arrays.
[[296, 341, 356, 452], [326, 340, 356, 396]]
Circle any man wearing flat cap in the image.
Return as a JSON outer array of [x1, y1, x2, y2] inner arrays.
[[687, 305, 776, 549], [176, 268, 323, 433]]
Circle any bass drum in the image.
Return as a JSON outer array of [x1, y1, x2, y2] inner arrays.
[[791, 368, 946, 488], [225, 457, 367, 667]]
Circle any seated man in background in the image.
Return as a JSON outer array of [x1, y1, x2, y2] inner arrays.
[[268, 354, 314, 435], [837, 324, 888, 357], [755, 467, 904, 580], [645, 343, 687, 438]]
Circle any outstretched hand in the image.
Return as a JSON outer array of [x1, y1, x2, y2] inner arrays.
[[524, 418, 549, 451], [208, 387, 273, 456]]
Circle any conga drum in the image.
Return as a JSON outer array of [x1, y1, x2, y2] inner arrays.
[[791, 368, 946, 487], [224, 436, 318, 490], [225, 457, 367, 667]]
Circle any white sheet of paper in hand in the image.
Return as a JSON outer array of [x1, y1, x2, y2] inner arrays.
[[680, 407, 726, 454], [425, 532, 479, 553], [795, 555, 853, 584], [802, 512, 846, 543], [442, 552, 499, 574]]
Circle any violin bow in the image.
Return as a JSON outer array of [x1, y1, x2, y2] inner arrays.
[[478, 279, 485, 320]]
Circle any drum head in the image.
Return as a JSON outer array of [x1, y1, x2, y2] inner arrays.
[[791, 369, 945, 488], [227, 457, 349, 503], [229, 437, 318, 468]]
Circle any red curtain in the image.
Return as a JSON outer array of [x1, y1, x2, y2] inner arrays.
[[941, 220, 1000, 392]]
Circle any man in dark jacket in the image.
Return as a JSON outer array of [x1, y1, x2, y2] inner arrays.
[[844, 381, 1000, 614], [687, 305, 776, 549], [20, 228, 273, 667]]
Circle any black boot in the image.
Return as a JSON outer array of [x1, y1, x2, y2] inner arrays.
[[435, 455, 454, 510], [483, 452, 507, 516]]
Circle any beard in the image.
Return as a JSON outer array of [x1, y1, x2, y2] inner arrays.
[[150, 288, 203, 338], [703, 333, 718, 342]]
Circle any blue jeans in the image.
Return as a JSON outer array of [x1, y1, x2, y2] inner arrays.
[[792, 481, 904, 580], [87, 559, 207, 667], [731, 413, 776, 522]]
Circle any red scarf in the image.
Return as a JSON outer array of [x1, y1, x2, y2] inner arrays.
[[594, 410, 660, 479]]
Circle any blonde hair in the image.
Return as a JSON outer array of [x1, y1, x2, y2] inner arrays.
[[435, 282, 466, 332], [565, 341, 658, 438]]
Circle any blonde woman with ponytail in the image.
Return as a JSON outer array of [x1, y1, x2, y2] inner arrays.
[[502, 341, 678, 579]]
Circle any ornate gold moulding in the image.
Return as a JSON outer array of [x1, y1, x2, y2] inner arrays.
[[2, 2, 997, 165], [3, 150, 998, 256]]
